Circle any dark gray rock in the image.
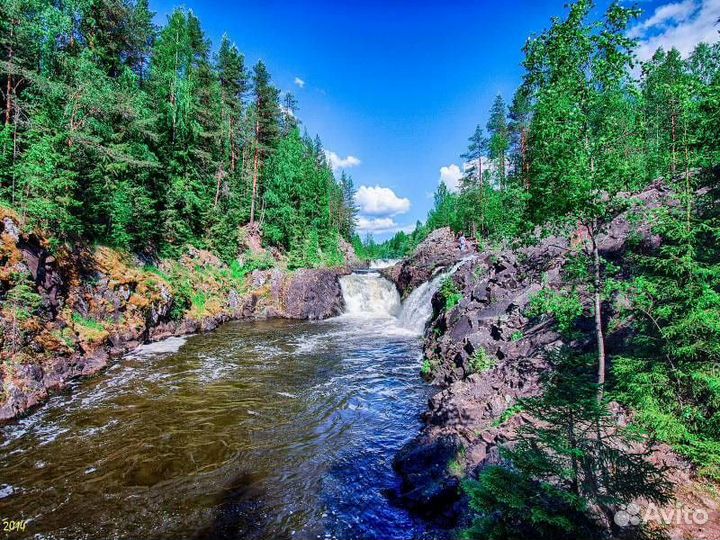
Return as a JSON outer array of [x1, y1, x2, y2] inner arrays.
[[392, 181, 676, 525], [382, 227, 471, 296]]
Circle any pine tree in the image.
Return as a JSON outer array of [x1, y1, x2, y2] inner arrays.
[[249, 60, 280, 225], [464, 351, 672, 539], [460, 124, 487, 188], [486, 94, 509, 186], [508, 85, 532, 188]]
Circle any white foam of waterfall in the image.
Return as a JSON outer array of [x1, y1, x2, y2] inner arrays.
[[339, 272, 402, 317], [397, 258, 472, 334], [339, 258, 473, 334], [369, 259, 400, 269], [396, 272, 446, 334]]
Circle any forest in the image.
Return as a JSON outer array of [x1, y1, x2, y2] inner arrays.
[[384, 2, 720, 538], [1, 0, 719, 539], [0, 0, 358, 267]]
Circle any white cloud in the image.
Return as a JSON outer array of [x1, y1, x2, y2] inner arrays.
[[355, 217, 415, 235], [294, 77, 305, 88], [627, 0, 696, 38], [630, 0, 720, 61], [325, 151, 361, 171], [356, 216, 399, 233], [439, 163, 463, 193], [355, 185, 411, 216]]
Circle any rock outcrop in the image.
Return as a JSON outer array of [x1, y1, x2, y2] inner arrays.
[[382, 227, 471, 296], [392, 182, 719, 532], [245, 267, 347, 320], [0, 209, 348, 422]]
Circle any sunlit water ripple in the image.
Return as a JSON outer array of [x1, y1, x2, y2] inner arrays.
[[0, 272, 446, 540]]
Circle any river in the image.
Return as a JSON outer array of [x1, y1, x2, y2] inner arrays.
[[0, 272, 443, 540]]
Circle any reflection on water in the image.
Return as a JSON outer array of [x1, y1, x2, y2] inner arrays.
[[0, 314, 434, 539]]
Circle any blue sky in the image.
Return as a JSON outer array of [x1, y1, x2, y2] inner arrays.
[[151, 0, 720, 240]]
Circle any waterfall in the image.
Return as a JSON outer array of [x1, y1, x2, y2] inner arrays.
[[368, 259, 400, 269], [339, 273, 402, 317], [339, 258, 471, 333], [397, 259, 471, 334], [396, 271, 447, 334]]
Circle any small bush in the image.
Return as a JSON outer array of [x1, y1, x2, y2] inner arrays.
[[527, 288, 583, 336], [440, 276, 462, 310], [468, 348, 495, 374]]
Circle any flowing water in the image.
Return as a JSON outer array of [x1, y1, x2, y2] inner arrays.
[[0, 271, 447, 540]]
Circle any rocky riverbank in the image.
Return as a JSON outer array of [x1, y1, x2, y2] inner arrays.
[[386, 183, 720, 538], [0, 208, 349, 422]]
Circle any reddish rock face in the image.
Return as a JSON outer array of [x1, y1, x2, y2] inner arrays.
[[391, 182, 707, 527], [0, 212, 349, 423], [381, 227, 470, 297]]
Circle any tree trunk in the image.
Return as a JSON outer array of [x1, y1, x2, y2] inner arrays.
[[171, 29, 179, 144], [229, 116, 236, 173], [5, 22, 14, 126], [521, 127, 529, 189], [213, 165, 224, 208], [567, 417, 580, 497], [670, 106, 677, 176], [683, 119, 691, 233], [250, 121, 259, 225], [587, 222, 606, 400]]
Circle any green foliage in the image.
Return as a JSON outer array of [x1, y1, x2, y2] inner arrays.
[[421, 358, 432, 377], [611, 175, 720, 478], [511, 331, 523, 342], [0, 1, 355, 268], [440, 276, 462, 310], [492, 404, 524, 427], [72, 313, 106, 332], [229, 253, 274, 281], [5, 275, 43, 324], [527, 288, 584, 336], [468, 348, 495, 375], [191, 292, 207, 314], [448, 447, 467, 477], [463, 351, 672, 539]]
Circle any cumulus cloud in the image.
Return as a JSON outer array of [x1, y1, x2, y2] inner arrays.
[[355, 217, 415, 235], [355, 185, 411, 216], [439, 163, 463, 193], [356, 217, 399, 233], [627, 0, 696, 38], [325, 151, 361, 171], [630, 0, 720, 61], [294, 77, 305, 88]]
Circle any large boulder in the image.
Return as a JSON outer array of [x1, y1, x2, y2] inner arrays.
[[383, 227, 470, 296], [249, 267, 348, 320], [282, 268, 347, 319]]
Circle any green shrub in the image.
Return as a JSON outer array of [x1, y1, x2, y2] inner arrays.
[[527, 288, 583, 336], [468, 348, 495, 374], [440, 276, 462, 310], [72, 313, 105, 332], [191, 291, 207, 314]]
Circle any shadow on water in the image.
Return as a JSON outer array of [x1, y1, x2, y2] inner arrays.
[[193, 472, 278, 540]]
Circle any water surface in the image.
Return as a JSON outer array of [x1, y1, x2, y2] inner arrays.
[[0, 276, 437, 540]]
